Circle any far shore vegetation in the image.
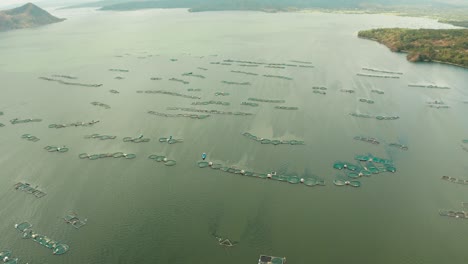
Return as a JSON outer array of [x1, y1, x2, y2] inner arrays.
[[358, 28, 468, 68]]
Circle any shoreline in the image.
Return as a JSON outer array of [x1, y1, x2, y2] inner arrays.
[[357, 36, 468, 69]]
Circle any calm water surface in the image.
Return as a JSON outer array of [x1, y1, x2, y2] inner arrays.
[[0, 8, 467, 264]]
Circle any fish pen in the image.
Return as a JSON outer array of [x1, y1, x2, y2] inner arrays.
[[197, 161, 325, 188], [258, 255, 287, 264], [79, 152, 136, 160], [148, 154, 177, 166], [14, 183, 46, 198], [15, 222, 69, 255], [21, 134, 40, 142], [63, 212, 87, 229]]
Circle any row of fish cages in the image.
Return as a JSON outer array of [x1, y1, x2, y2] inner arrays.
[[49, 120, 100, 129], [15, 222, 69, 255], [197, 161, 324, 187], [333, 154, 396, 175], [242, 132, 305, 146], [14, 182, 46, 198]]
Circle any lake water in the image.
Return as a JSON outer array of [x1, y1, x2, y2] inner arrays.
[[0, 8, 467, 264]]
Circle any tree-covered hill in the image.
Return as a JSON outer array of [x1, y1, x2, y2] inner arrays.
[[358, 28, 468, 68]]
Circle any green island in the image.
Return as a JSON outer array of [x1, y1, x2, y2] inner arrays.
[[358, 28, 468, 68]]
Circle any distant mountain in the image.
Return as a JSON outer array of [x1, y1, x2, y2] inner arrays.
[[0, 3, 65, 32], [93, 0, 468, 11]]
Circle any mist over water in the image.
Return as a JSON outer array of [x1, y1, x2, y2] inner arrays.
[[0, 8, 467, 264]]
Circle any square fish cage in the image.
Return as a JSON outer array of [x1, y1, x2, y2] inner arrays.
[[258, 255, 286, 264]]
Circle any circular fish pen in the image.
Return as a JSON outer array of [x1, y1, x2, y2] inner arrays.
[[164, 160, 177, 166], [123, 135, 150, 143], [21, 134, 40, 142], [333, 179, 361, 187]]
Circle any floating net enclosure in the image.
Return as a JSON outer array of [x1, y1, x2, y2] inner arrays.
[[164, 160, 177, 166], [333, 179, 361, 187], [439, 210, 467, 219], [0, 250, 11, 259], [197, 161, 210, 168], [53, 244, 70, 255], [258, 255, 286, 264], [15, 222, 32, 232]]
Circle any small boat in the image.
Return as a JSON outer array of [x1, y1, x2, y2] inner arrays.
[[202, 153, 207, 160]]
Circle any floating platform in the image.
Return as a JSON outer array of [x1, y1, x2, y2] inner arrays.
[[258, 255, 286, 264], [14, 183, 46, 198]]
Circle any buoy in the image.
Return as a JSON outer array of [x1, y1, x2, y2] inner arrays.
[[202, 153, 207, 160], [240, 170, 245, 175], [267, 173, 272, 179], [208, 161, 213, 166], [163, 158, 168, 162], [300, 178, 304, 183]]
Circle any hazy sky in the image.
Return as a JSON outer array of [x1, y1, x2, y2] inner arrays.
[[0, 0, 95, 9]]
